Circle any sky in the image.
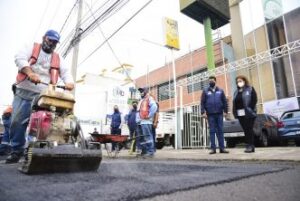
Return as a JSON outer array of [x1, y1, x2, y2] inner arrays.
[[0, 0, 233, 108]]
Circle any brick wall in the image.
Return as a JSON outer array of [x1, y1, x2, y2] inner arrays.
[[135, 41, 227, 112]]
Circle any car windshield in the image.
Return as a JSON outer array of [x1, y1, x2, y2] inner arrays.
[[282, 111, 300, 120]]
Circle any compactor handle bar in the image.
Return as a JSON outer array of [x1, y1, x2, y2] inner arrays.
[[27, 78, 66, 90], [39, 81, 66, 90]]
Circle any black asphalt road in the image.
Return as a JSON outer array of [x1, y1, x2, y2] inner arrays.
[[0, 157, 297, 201]]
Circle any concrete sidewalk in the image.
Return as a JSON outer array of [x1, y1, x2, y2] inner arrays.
[[108, 147, 300, 162]]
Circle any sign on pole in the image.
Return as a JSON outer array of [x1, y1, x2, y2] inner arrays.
[[163, 17, 180, 50]]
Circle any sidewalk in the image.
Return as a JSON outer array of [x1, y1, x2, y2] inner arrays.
[[108, 147, 300, 162]]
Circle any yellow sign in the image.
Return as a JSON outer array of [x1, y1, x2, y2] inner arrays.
[[163, 17, 180, 50]]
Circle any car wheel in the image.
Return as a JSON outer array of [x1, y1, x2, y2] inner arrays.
[[170, 135, 175, 148], [295, 139, 300, 147], [156, 142, 164, 149], [226, 139, 236, 148], [260, 131, 268, 147]]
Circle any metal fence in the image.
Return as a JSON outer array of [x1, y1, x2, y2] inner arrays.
[[181, 105, 209, 148]]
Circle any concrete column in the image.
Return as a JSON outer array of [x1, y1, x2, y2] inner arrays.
[[204, 17, 215, 70], [229, 2, 246, 60]]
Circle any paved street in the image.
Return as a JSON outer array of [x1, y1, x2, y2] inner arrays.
[[141, 162, 300, 201], [113, 146, 300, 162], [0, 148, 299, 201]]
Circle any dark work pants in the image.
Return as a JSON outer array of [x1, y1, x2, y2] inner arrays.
[[152, 126, 156, 152], [129, 128, 136, 152], [238, 117, 256, 147], [111, 128, 121, 151]]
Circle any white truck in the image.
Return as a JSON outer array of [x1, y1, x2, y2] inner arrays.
[[155, 112, 175, 149]]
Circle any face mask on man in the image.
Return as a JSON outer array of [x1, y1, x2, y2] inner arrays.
[[237, 81, 245, 88], [209, 81, 215, 88], [42, 39, 57, 54], [133, 104, 137, 110], [114, 108, 119, 113]]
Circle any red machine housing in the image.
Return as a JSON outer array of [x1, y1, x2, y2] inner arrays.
[[28, 111, 52, 140]]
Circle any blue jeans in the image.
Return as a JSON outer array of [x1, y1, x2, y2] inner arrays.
[[0, 115, 11, 152], [9, 95, 33, 154], [1, 115, 11, 144], [140, 124, 154, 155], [208, 114, 225, 150]]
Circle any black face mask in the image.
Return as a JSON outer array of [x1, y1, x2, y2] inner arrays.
[[114, 109, 119, 113], [42, 40, 56, 54], [209, 81, 215, 88], [133, 105, 137, 110]]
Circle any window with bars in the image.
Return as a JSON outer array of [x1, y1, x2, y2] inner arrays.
[[187, 68, 208, 93], [158, 81, 174, 101]]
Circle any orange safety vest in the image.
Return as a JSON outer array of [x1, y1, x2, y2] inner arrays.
[[139, 97, 150, 119], [16, 43, 60, 85]]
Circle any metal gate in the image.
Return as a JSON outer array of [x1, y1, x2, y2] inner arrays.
[[181, 105, 209, 148]]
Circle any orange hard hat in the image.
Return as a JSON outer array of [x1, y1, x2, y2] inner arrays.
[[3, 106, 12, 114]]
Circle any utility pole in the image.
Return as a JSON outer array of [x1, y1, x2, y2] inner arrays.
[[71, 0, 83, 95]]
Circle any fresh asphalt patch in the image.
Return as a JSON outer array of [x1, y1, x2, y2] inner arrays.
[[0, 159, 290, 201]]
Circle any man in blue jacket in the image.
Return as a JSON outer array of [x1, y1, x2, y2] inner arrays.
[[110, 105, 122, 151], [127, 101, 138, 152], [201, 76, 229, 154]]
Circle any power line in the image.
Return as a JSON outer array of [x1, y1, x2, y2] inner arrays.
[[84, 1, 123, 65], [33, 0, 50, 40], [49, 0, 62, 28], [61, 0, 128, 57], [84, 0, 135, 83], [59, 0, 78, 34], [79, 0, 153, 66]]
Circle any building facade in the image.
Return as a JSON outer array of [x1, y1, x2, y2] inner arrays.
[[135, 0, 300, 118]]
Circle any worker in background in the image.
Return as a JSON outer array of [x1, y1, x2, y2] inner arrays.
[[110, 105, 122, 151], [136, 87, 157, 158], [0, 106, 13, 155], [127, 101, 138, 153], [92, 128, 99, 135], [7, 30, 74, 163]]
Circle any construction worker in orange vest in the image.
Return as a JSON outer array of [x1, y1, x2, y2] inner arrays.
[[6, 30, 74, 164], [135, 87, 158, 158]]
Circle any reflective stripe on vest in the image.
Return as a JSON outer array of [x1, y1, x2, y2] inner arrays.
[[16, 43, 60, 84], [139, 98, 150, 119]]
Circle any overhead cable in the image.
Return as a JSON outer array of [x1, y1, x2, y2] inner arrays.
[[78, 0, 153, 65]]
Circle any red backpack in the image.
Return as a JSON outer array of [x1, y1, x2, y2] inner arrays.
[[16, 43, 60, 85]]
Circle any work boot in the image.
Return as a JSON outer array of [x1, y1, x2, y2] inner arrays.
[[209, 149, 216, 154], [0, 144, 11, 156], [220, 149, 229, 154], [5, 152, 23, 164]]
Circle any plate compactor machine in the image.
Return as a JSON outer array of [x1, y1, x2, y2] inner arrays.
[[20, 84, 102, 174]]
